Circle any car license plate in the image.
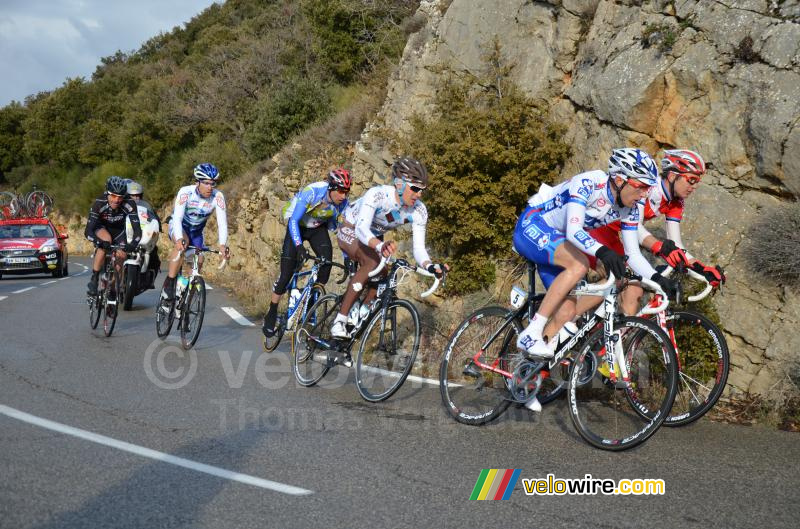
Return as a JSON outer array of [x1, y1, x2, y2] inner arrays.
[[7, 257, 32, 264]]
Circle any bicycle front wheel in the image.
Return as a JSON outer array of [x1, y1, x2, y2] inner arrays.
[[568, 316, 677, 451], [102, 270, 119, 337], [180, 277, 206, 349], [89, 294, 101, 329], [293, 293, 339, 386], [664, 310, 729, 426], [155, 281, 175, 338], [355, 299, 420, 402], [439, 306, 519, 425]]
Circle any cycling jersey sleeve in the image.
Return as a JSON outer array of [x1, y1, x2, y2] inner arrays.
[[288, 188, 312, 246], [84, 198, 103, 242], [214, 192, 228, 246], [327, 199, 347, 232], [565, 199, 601, 256], [125, 200, 142, 247], [620, 201, 657, 279], [171, 189, 190, 241], [354, 189, 380, 246], [411, 204, 431, 266]]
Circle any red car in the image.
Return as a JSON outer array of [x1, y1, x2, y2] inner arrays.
[[0, 217, 69, 279]]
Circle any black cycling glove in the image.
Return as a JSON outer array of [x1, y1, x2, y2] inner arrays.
[[651, 273, 679, 300], [596, 246, 627, 280], [426, 263, 446, 279]]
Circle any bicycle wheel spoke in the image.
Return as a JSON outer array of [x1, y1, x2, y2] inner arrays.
[[293, 294, 338, 386]]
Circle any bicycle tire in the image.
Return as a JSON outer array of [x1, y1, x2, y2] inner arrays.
[[568, 316, 677, 451], [355, 299, 420, 402], [123, 264, 138, 311], [102, 268, 119, 337], [155, 281, 175, 338], [89, 293, 101, 329], [181, 276, 206, 349], [661, 310, 730, 426], [439, 306, 519, 426], [263, 284, 325, 353], [293, 293, 339, 386]]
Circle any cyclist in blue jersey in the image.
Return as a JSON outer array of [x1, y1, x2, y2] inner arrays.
[[162, 163, 229, 300], [262, 169, 352, 338], [512, 148, 678, 360]]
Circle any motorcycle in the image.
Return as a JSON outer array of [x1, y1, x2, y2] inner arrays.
[[121, 205, 161, 310]]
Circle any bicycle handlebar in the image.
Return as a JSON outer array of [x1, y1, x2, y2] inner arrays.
[[660, 265, 712, 302], [305, 255, 348, 284], [368, 256, 441, 297], [368, 255, 387, 278], [172, 245, 229, 269]]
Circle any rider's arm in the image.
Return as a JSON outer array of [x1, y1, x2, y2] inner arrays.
[[620, 201, 658, 278], [410, 204, 432, 267], [287, 188, 312, 246], [564, 200, 601, 256], [213, 191, 228, 246], [171, 189, 189, 241], [354, 188, 382, 249], [84, 199, 102, 242]]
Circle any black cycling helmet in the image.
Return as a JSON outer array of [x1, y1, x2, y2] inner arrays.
[[106, 175, 128, 195], [391, 157, 428, 187]]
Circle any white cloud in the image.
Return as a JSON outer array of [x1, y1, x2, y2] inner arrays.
[[0, 0, 218, 106]]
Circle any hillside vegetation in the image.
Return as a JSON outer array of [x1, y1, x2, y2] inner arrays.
[[0, 0, 420, 213]]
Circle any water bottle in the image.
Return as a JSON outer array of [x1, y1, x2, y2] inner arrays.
[[289, 288, 301, 311], [348, 301, 362, 326], [553, 321, 579, 350], [176, 275, 189, 297], [358, 303, 371, 325]]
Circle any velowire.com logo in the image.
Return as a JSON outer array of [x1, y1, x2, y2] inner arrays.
[[469, 469, 521, 500]]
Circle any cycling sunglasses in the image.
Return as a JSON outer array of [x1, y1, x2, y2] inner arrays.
[[108, 192, 124, 199], [198, 179, 217, 187], [626, 178, 651, 190], [680, 173, 702, 185], [409, 184, 426, 193]]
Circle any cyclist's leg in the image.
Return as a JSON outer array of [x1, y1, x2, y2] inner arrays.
[[164, 220, 189, 298], [264, 230, 300, 335], [306, 225, 333, 284], [88, 228, 111, 295], [332, 225, 380, 335]]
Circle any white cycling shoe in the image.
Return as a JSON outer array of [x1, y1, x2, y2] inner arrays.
[[525, 396, 542, 412], [331, 320, 349, 339], [517, 331, 554, 360]]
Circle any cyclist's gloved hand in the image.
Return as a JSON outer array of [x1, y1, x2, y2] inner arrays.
[[426, 262, 447, 279], [652, 239, 689, 268], [96, 240, 111, 251], [651, 273, 679, 301], [691, 261, 726, 287], [295, 244, 308, 263], [124, 242, 138, 254], [596, 245, 627, 280]]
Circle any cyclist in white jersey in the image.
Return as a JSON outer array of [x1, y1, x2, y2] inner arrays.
[[512, 148, 677, 360], [162, 163, 229, 299], [331, 157, 448, 339]]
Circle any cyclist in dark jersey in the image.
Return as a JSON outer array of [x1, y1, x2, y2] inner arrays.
[[85, 176, 141, 297]]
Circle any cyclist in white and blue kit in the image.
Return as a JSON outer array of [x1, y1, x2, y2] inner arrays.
[[513, 148, 678, 360], [262, 169, 351, 338], [162, 163, 229, 300]]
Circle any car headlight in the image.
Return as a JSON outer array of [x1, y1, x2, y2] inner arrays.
[[39, 245, 58, 254]]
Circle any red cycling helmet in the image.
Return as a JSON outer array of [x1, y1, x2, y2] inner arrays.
[[661, 149, 706, 177], [327, 168, 352, 191]]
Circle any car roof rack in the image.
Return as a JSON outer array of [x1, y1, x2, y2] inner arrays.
[[0, 190, 54, 220]]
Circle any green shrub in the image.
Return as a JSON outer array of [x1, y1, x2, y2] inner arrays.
[[390, 40, 571, 294]]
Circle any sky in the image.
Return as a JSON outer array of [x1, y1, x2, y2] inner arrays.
[[0, 0, 219, 107]]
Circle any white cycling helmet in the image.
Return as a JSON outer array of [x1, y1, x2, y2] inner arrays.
[[608, 148, 658, 186]]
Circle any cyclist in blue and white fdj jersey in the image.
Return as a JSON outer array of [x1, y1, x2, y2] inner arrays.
[[512, 148, 678, 361], [162, 163, 229, 300], [261, 169, 351, 338]]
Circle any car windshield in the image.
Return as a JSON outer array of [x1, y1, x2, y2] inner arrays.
[[0, 224, 54, 239]]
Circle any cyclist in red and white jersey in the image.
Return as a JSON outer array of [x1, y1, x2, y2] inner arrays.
[[589, 149, 726, 314]]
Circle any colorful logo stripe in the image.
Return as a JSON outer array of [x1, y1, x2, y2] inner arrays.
[[470, 469, 521, 500]]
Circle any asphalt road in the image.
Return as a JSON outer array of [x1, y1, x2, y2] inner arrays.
[[1, 257, 798, 528]]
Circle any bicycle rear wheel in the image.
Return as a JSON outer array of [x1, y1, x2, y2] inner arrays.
[[663, 310, 729, 426], [89, 294, 101, 329], [439, 306, 519, 425], [180, 277, 206, 349], [355, 299, 420, 402], [293, 293, 339, 386], [155, 281, 175, 338], [568, 316, 677, 451], [102, 269, 119, 337]]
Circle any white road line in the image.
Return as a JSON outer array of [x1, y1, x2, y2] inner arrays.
[[222, 307, 255, 326], [205, 284, 213, 290], [42, 280, 57, 285], [0, 404, 313, 495], [359, 365, 443, 387], [0, 296, 7, 302], [12, 287, 35, 294]]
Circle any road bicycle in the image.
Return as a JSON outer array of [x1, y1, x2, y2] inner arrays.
[[293, 256, 440, 402], [88, 244, 125, 337], [262, 254, 348, 353], [439, 265, 678, 451], [155, 246, 227, 349], [638, 265, 729, 426]]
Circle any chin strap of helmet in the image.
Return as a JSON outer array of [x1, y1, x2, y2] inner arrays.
[[667, 172, 677, 201], [609, 175, 626, 207]]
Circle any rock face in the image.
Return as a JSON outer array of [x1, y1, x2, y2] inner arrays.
[[356, 0, 800, 396]]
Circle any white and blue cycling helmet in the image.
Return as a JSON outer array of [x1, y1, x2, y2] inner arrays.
[[193, 163, 220, 181], [608, 148, 658, 186]]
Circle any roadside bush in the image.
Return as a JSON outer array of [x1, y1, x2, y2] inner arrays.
[[741, 200, 800, 290], [389, 40, 571, 294]]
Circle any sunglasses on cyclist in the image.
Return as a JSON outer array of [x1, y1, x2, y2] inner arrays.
[[626, 178, 651, 190], [680, 173, 702, 185], [409, 185, 426, 193], [108, 193, 124, 200], [198, 179, 217, 187]]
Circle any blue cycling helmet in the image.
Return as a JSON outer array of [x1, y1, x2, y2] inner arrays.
[[608, 148, 658, 186], [106, 175, 128, 195], [193, 163, 220, 181]]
